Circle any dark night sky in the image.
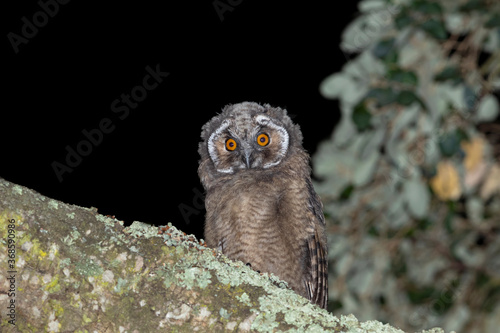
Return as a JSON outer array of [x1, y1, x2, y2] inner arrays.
[[3, 1, 359, 239]]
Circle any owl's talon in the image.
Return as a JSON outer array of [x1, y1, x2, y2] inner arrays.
[[245, 263, 260, 273]]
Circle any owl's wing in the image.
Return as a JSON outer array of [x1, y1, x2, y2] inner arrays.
[[304, 179, 328, 309]]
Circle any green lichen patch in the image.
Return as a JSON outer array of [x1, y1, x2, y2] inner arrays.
[[236, 292, 252, 306], [48, 199, 59, 210], [45, 275, 61, 293], [74, 257, 105, 277], [12, 184, 23, 195], [142, 223, 347, 331], [123, 220, 160, 239]]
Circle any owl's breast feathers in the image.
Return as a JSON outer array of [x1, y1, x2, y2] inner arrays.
[[203, 157, 328, 309]]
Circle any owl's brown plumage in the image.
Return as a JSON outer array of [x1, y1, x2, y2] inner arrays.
[[198, 102, 328, 309]]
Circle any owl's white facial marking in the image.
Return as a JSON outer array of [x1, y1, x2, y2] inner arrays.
[[208, 119, 234, 174], [255, 115, 289, 168], [207, 111, 290, 174]]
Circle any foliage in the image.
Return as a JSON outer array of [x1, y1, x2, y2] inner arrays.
[[315, 0, 500, 332]]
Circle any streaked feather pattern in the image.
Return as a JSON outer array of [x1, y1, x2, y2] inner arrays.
[[199, 102, 328, 309]]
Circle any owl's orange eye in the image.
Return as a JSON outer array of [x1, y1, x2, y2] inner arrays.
[[225, 138, 237, 151], [257, 133, 269, 146]]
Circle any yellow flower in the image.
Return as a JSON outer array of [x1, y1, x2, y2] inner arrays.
[[461, 137, 484, 171], [430, 161, 461, 201], [480, 163, 500, 200]]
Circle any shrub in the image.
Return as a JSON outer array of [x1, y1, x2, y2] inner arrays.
[[315, 0, 500, 331]]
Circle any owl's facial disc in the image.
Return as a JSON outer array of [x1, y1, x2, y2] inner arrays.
[[208, 115, 289, 174], [208, 119, 234, 173], [254, 115, 289, 168]]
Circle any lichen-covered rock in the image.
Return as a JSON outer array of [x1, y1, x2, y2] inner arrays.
[[0, 178, 444, 332]]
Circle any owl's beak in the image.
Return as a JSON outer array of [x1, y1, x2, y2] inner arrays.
[[242, 147, 254, 168]]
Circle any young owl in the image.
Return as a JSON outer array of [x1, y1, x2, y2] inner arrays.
[[198, 102, 328, 309]]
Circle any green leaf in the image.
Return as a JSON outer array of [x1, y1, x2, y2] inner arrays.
[[352, 102, 372, 131], [372, 38, 396, 59], [407, 284, 437, 304], [367, 226, 380, 237], [482, 283, 500, 312], [395, 12, 414, 30], [456, 128, 469, 142], [397, 90, 420, 106], [445, 201, 456, 233], [404, 177, 430, 219], [333, 114, 356, 146], [412, 0, 443, 15], [353, 151, 379, 186], [434, 66, 462, 84], [485, 14, 500, 28], [366, 87, 398, 106], [438, 130, 462, 157], [466, 197, 484, 224], [416, 218, 433, 231], [420, 18, 448, 40], [387, 69, 418, 86], [476, 94, 500, 122], [459, 0, 486, 12], [463, 85, 476, 111], [383, 49, 399, 65], [339, 184, 354, 201], [319, 73, 352, 99]]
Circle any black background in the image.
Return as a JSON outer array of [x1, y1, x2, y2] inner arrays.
[[3, 1, 358, 239]]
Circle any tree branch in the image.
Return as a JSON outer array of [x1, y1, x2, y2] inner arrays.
[[0, 178, 444, 332]]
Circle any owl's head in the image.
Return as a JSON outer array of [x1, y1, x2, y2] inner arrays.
[[198, 102, 304, 177]]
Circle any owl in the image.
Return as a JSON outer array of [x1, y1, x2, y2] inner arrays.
[[198, 102, 328, 309]]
